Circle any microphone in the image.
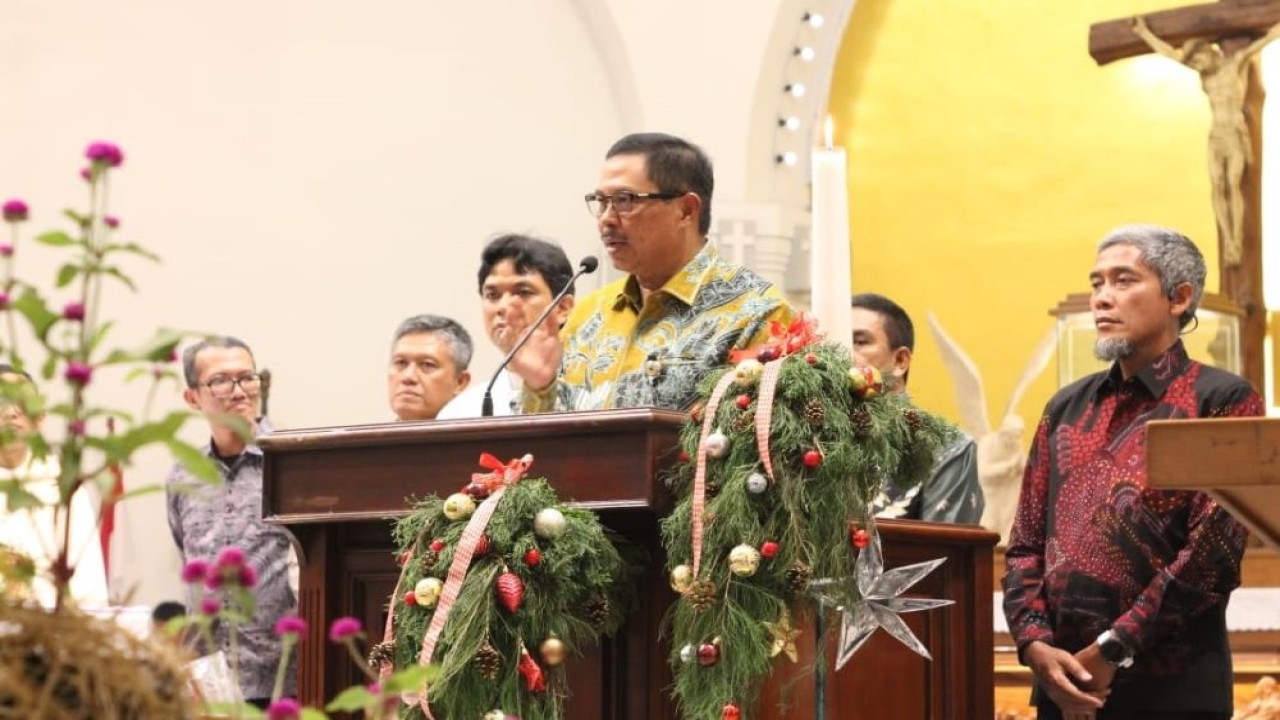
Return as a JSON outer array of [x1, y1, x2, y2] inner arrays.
[[481, 255, 599, 417]]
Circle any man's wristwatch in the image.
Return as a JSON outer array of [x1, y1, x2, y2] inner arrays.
[[1096, 630, 1134, 668]]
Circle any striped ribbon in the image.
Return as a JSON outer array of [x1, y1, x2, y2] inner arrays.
[[690, 371, 738, 579]]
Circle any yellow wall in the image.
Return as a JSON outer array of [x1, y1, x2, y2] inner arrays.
[[829, 0, 1222, 432]]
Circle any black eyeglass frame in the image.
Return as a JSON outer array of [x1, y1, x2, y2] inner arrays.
[[584, 190, 685, 217]]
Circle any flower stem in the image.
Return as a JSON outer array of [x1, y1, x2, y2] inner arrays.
[[271, 635, 296, 701]]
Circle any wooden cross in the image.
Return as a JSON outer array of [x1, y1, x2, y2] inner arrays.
[[1090, 0, 1280, 392]]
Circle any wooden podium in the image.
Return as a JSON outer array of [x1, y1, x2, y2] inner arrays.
[[260, 409, 996, 719], [1147, 417, 1280, 548]]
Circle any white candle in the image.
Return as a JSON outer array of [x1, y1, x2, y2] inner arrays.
[[810, 116, 853, 349]]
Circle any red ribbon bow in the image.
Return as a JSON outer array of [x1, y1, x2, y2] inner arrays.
[[729, 312, 823, 364], [471, 452, 534, 492]]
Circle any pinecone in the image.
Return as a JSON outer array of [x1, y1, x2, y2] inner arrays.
[[904, 407, 925, 432], [785, 562, 812, 595], [687, 579, 718, 612], [473, 643, 503, 680], [419, 550, 439, 571], [367, 641, 396, 670], [730, 410, 755, 435], [582, 595, 611, 628], [803, 398, 826, 427], [851, 406, 873, 437]]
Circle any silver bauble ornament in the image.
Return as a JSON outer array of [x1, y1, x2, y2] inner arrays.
[[442, 492, 476, 521], [679, 644, 696, 663], [533, 507, 567, 539], [704, 430, 729, 458], [745, 472, 769, 494]]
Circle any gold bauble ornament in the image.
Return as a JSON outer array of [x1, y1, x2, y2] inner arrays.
[[413, 577, 443, 608], [727, 543, 761, 577], [669, 564, 694, 594], [848, 364, 884, 399], [442, 492, 476, 521], [734, 359, 764, 387], [539, 635, 567, 666]]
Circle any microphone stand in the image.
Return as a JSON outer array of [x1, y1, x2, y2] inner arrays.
[[481, 256, 598, 417]]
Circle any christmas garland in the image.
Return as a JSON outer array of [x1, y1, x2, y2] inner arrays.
[[660, 318, 953, 719], [378, 455, 630, 720]]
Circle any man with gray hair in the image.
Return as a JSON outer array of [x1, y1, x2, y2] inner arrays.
[[1003, 225, 1261, 720], [387, 314, 473, 422]]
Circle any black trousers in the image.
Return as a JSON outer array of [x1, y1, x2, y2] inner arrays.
[[1037, 706, 1229, 720]]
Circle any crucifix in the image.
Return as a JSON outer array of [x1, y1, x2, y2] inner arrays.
[[1090, 0, 1280, 392]]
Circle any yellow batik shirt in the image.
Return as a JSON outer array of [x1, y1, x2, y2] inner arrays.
[[523, 243, 793, 412]]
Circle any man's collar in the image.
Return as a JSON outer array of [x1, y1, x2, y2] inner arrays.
[[1101, 339, 1190, 398], [611, 242, 717, 312]]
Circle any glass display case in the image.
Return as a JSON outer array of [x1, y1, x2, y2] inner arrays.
[[1049, 292, 1243, 386]]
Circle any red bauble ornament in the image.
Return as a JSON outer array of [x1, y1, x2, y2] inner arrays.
[[804, 352, 818, 366], [722, 703, 742, 720], [404, 590, 418, 606], [678, 449, 690, 463], [465, 481, 491, 500], [735, 394, 751, 410], [473, 534, 492, 557], [524, 547, 543, 567], [397, 551, 411, 567], [760, 541, 779, 559], [757, 347, 779, 363], [851, 527, 870, 549], [518, 649, 547, 693], [496, 571, 525, 613], [802, 449, 822, 469], [690, 403, 705, 423], [429, 539, 445, 553], [697, 642, 720, 667]]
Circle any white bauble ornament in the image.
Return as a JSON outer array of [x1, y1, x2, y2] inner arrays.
[[728, 544, 762, 577], [745, 472, 769, 494], [534, 507, 567, 539], [704, 430, 729, 458], [413, 577, 443, 608], [679, 644, 696, 663], [734, 359, 764, 387], [484, 711, 507, 720], [443, 492, 476, 521]]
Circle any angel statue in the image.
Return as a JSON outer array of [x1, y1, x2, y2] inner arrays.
[[926, 313, 1057, 544]]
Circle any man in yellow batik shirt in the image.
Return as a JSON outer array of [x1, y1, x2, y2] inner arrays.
[[514, 132, 792, 412]]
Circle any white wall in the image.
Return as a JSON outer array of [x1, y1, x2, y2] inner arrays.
[[1, 0, 838, 606]]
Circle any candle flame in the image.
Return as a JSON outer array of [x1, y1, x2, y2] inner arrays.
[[824, 115, 834, 150]]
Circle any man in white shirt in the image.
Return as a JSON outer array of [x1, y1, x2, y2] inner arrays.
[[0, 364, 107, 608], [439, 235, 576, 418]]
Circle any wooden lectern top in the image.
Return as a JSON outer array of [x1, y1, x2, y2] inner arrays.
[[1147, 417, 1280, 549], [258, 408, 685, 524]]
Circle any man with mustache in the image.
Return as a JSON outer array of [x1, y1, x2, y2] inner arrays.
[[510, 132, 792, 412], [1003, 226, 1262, 720], [386, 315, 472, 422], [438, 235, 575, 419]]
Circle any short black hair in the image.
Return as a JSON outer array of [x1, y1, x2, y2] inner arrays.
[[477, 235, 575, 297], [151, 601, 187, 623], [606, 133, 714, 236], [851, 293, 915, 352]]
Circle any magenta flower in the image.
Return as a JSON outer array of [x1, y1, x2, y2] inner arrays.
[[85, 141, 124, 168], [215, 546, 246, 572], [64, 361, 93, 386], [274, 614, 307, 638], [2, 199, 28, 222], [79, 167, 92, 182], [203, 572, 224, 590], [181, 559, 210, 584], [238, 564, 259, 588], [63, 302, 86, 321], [199, 597, 221, 616], [0, 293, 10, 309], [0, 244, 13, 257], [266, 698, 301, 720], [104, 215, 120, 228], [328, 616, 363, 643], [68, 419, 86, 437]]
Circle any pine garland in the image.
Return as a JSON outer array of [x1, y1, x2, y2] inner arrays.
[[387, 478, 630, 720], [660, 342, 952, 718]]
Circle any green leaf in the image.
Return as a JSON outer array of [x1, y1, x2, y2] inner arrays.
[[324, 686, 377, 712], [104, 242, 161, 263], [103, 327, 185, 364], [166, 438, 220, 484], [384, 662, 440, 692], [205, 702, 264, 718], [55, 263, 81, 288], [299, 709, 329, 720], [34, 230, 77, 247], [12, 287, 60, 341], [39, 353, 57, 381], [62, 209, 91, 228], [87, 320, 115, 354], [102, 266, 137, 292], [1, 480, 44, 511]]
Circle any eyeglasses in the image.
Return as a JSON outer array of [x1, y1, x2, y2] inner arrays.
[[200, 373, 263, 398], [584, 190, 684, 217]]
